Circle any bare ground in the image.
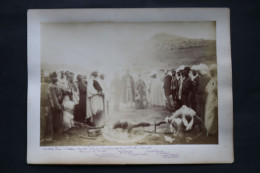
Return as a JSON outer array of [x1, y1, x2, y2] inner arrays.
[[41, 106, 217, 146]]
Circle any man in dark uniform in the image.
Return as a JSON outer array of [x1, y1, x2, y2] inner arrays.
[[48, 72, 63, 135], [41, 75, 53, 142], [135, 74, 147, 109], [75, 74, 87, 123], [121, 69, 135, 108], [177, 67, 193, 108], [190, 67, 199, 112], [163, 70, 173, 109], [171, 69, 178, 110]]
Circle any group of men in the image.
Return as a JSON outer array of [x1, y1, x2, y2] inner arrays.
[[163, 63, 218, 141], [40, 70, 101, 142], [40, 62, 218, 143]]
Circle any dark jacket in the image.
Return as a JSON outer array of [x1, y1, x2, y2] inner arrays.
[[163, 75, 172, 96]]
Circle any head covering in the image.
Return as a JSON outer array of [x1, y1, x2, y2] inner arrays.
[[176, 65, 185, 72], [150, 71, 157, 78], [209, 64, 217, 77], [184, 66, 191, 72], [167, 70, 172, 76], [191, 65, 199, 71], [100, 73, 105, 78], [49, 72, 57, 78], [209, 64, 217, 71], [77, 74, 82, 80], [197, 63, 209, 75], [91, 70, 98, 77]]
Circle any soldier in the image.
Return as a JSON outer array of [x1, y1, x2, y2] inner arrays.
[[171, 69, 178, 109], [49, 72, 63, 135], [163, 70, 173, 109], [180, 67, 193, 107], [40, 74, 53, 142]]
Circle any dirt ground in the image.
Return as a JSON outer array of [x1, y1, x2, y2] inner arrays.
[[41, 106, 217, 146]]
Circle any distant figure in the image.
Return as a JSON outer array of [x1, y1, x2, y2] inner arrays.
[[110, 72, 121, 111], [135, 74, 147, 109], [121, 69, 135, 108], [149, 73, 165, 106]]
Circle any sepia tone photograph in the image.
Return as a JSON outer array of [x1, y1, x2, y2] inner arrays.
[[40, 21, 218, 146]]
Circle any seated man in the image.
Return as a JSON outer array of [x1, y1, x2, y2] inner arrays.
[[165, 105, 207, 143]]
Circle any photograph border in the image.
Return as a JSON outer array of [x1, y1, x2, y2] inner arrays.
[[27, 8, 233, 164]]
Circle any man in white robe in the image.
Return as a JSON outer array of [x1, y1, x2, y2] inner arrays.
[[149, 73, 165, 106]]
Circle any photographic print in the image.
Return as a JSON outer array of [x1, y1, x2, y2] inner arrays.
[[27, 8, 233, 164], [40, 21, 218, 146]]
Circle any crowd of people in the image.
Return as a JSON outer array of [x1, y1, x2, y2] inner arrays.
[[40, 63, 218, 143]]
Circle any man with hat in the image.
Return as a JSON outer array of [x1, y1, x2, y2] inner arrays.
[[121, 69, 135, 108], [190, 65, 200, 111], [40, 72, 52, 142], [48, 72, 63, 135], [171, 69, 178, 109], [135, 74, 147, 109], [68, 72, 79, 104], [163, 70, 173, 109], [177, 66, 193, 108]]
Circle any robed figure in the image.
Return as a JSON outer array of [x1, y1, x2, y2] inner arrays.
[[135, 75, 147, 109], [87, 71, 106, 127], [204, 65, 218, 136], [149, 73, 165, 107], [110, 73, 121, 111], [121, 70, 135, 107]]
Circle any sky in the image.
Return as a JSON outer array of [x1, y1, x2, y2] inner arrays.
[[41, 21, 216, 82]]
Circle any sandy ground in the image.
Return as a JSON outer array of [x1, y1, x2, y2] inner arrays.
[[41, 106, 217, 146]]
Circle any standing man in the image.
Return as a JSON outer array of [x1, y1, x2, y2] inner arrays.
[[121, 69, 135, 108], [180, 67, 193, 107], [48, 72, 63, 135], [190, 65, 199, 112], [76, 74, 87, 123], [171, 69, 178, 110], [163, 70, 173, 109], [110, 72, 121, 111], [40, 73, 53, 142], [196, 64, 211, 122], [57, 70, 68, 92], [68, 72, 79, 104], [135, 74, 147, 109], [177, 67, 192, 108], [100, 73, 109, 117]]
